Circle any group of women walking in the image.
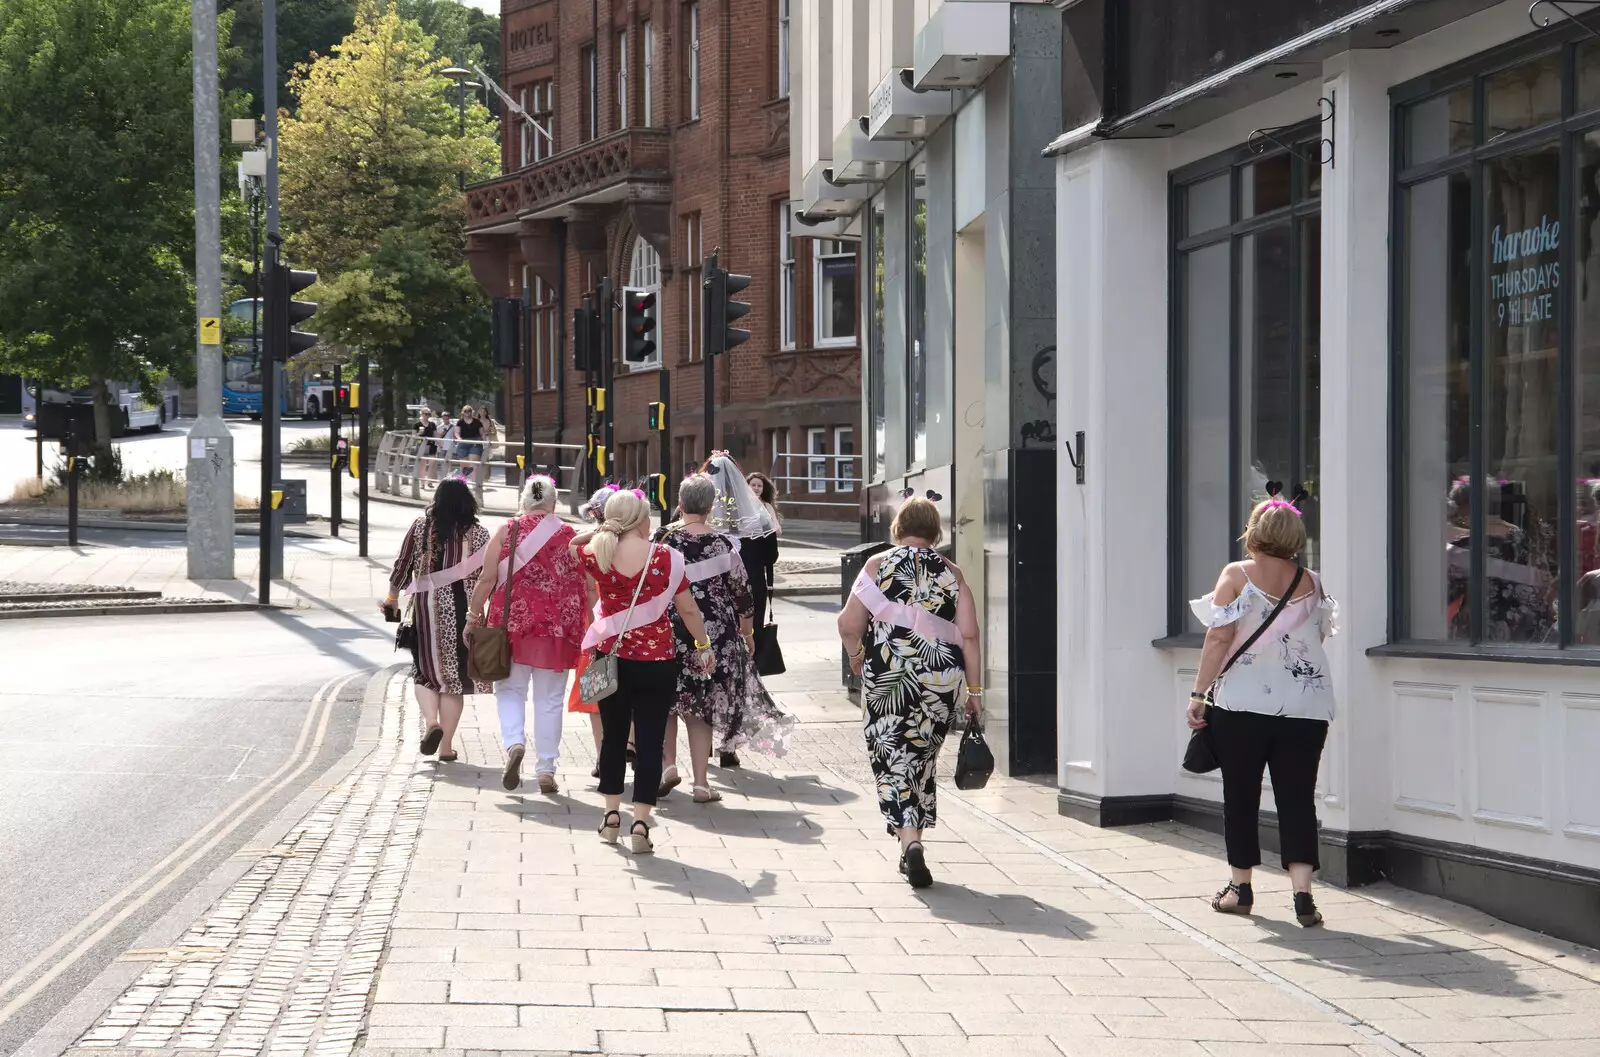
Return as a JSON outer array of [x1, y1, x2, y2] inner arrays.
[[386, 453, 1339, 919], [382, 455, 790, 854]]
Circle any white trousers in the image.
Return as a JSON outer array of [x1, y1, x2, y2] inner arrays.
[[494, 664, 568, 775]]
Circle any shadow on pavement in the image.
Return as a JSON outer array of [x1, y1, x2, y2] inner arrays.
[[917, 882, 1099, 938], [1251, 918, 1541, 997]]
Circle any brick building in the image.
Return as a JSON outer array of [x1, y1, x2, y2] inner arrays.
[[463, 0, 861, 518]]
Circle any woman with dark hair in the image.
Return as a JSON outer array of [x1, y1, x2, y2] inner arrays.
[[382, 477, 492, 763]]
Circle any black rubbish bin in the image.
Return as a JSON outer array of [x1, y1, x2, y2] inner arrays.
[[840, 540, 891, 692], [278, 479, 308, 524]]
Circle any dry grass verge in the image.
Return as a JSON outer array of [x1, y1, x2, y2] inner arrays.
[[6, 473, 258, 513]]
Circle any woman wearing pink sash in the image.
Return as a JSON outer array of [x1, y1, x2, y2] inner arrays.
[[382, 477, 491, 763], [466, 476, 584, 795], [837, 494, 981, 889]]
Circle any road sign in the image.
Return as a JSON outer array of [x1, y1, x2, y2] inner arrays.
[[200, 317, 222, 345]]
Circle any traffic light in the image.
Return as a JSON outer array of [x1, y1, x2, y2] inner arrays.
[[491, 296, 524, 368], [644, 473, 667, 507], [265, 262, 318, 362], [573, 306, 600, 371], [703, 251, 751, 356], [587, 386, 606, 412], [623, 288, 657, 362], [594, 444, 608, 475], [334, 385, 351, 412], [647, 402, 666, 431]]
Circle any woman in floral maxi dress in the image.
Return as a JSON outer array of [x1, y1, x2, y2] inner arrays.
[[838, 495, 982, 889], [655, 474, 793, 801]]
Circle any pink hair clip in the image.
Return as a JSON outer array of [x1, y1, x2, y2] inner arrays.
[[631, 488, 645, 499]]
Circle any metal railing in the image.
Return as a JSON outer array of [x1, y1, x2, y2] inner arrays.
[[769, 451, 863, 510], [374, 430, 585, 512]]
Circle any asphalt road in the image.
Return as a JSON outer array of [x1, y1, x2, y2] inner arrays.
[[0, 605, 396, 1056]]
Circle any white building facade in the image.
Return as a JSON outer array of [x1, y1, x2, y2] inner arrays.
[[1052, 0, 1600, 946]]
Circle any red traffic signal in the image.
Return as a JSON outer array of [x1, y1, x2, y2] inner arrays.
[[624, 289, 657, 362]]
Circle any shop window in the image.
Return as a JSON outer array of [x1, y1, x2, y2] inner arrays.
[[807, 428, 828, 493], [1395, 43, 1600, 650], [868, 200, 886, 482], [833, 426, 855, 491], [1169, 130, 1322, 636], [814, 239, 856, 347]]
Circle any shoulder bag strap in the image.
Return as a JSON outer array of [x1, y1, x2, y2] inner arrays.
[[1215, 566, 1304, 684], [497, 520, 518, 628]]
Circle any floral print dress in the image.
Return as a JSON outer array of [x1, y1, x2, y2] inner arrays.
[[388, 514, 491, 696], [1190, 571, 1338, 721], [861, 547, 965, 835], [654, 527, 794, 756]]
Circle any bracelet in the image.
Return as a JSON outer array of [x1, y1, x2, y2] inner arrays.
[[1189, 691, 1208, 702], [850, 645, 865, 659], [692, 637, 711, 650], [966, 687, 984, 696]]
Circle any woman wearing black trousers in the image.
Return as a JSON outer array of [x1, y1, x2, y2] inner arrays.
[[1187, 489, 1338, 927]]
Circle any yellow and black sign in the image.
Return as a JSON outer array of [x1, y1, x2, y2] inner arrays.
[[270, 489, 285, 510], [348, 382, 361, 410], [348, 445, 361, 478], [594, 445, 607, 475], [587, 386, 606, 412], [199, 317, 222, 345]]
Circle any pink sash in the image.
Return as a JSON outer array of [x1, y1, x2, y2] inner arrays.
[[496, 513, 564, 583], [403, 544, 486, 596], [581, 548, 687, 650], [686, 548, 738, 583], [850, 570, 964, 645]]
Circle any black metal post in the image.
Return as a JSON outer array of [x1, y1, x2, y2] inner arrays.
[[581, 290, 595, 496], [522, 279, 533, 484], [659, 366, 671, 526], [33, 381, 42, 479], [260, 239, 278, 606], [703, 252, 715, 453], [359, 355, 370, 557], [600, 276, 613, 478], [250, 186, 261, 359], [330, 364, 342, 537], [456, 69, 466, 191], [65, 428, 78, 547]]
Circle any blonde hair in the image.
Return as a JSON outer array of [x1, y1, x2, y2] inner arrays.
[[1241, 497, 1307, 559], [891, 495, 943, 545], [589, 489, 651, 572], [519, 475, 557, 513]]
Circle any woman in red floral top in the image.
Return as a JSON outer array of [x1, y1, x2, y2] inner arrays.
[[576, 488, 714, 853], [466, 476, 585, 796]]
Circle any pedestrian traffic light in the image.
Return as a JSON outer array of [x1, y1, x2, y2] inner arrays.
[[595, 444, 608, 475], [623, 288, 657, 362], [587, 386, 606, 412], [647, 402, 666, 431], [645, 473, 667, 507], [573, 306, 600, 371], [334, 385, 350, 412], [491, 296, 524, 369], [703, 251, 751, 356], [265, 262, 318, 362]]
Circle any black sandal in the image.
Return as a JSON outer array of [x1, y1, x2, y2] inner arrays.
[[899, 842, 933, 889], [437, 751, 458, 763], [419, 726, 443, 756], [1294, 891, 1324, 928], [1211, 881, 1253, 914], [630, 819, 654, 855], [598, 810, 621, 844]]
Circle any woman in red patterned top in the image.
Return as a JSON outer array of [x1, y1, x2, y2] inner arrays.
[[465, 476, 585, 796], [576, 488, 714, 853]]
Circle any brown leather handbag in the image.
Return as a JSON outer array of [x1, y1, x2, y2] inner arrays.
[[468, 521, 517, 683]]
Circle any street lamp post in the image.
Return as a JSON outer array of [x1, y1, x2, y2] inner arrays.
[[441, 65, 481, 191]]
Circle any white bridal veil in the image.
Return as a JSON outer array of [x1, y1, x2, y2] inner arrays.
[[705, 454, 776, 538]]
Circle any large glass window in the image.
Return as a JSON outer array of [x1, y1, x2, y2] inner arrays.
[[685, 2, 700, 121], [778, 207, 796, 349], [868, 200, 887, 482], [525, 267, 558, 392], [642, 21, 655, 126], [909, 164, 928, 467], [627, 236, 661, 370], [1170, 132, 1322, 634], [1397, 43, 1600, 650], [617, 30, 629, 130]]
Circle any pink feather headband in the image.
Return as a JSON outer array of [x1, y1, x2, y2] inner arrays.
[[1262, 481, 1307, 516]]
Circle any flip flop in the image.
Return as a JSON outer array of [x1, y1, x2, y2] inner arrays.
[[420, 726, 443, 755]]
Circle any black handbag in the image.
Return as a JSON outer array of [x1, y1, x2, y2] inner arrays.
[[1182, 566, 1304, 774], [753, 623, 786, 676], [954, 718, 995, 790]]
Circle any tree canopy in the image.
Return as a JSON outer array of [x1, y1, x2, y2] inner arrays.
[[0, 0, 221, 465], [279, 0, 499, 425]]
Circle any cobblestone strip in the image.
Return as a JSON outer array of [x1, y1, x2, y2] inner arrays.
[[66, 673, 428, 1057]]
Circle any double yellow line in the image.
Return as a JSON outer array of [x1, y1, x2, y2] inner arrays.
[[0, 671, 360, 1028]]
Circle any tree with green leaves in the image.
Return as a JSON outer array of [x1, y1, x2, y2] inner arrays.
[[221, 0, 358, 119], [0, 0, 232, 472], [279, 0, 498, 429]]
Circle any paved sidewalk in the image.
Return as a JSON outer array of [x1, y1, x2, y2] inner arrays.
[[355, 608, 1600, 1057]]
